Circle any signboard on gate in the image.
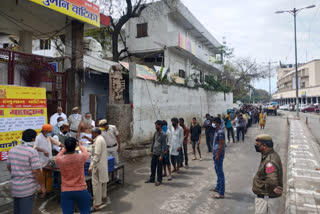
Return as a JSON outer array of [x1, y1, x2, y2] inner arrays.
[[0, 85, 47, 152], [29, 0, 100, 27]]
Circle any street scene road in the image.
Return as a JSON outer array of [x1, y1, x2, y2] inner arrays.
[[2, 0, 320, 214], [1, 115, 290, 214]]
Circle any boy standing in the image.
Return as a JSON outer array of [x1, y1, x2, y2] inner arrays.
[[190, 117, 202, 160]]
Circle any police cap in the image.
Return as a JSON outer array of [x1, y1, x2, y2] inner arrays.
[[256, 134, 273, 147]]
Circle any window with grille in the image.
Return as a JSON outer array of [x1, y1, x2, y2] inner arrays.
[[179, 69, 186, 78], [200, 71, 204, 83], [40, 39, 51, 50], [137, 23, 148, 38]]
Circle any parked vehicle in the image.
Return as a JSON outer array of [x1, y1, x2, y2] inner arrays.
[[279, 104, 289, 110], [289, 104, 295, 111], [301, 105, 315, 113], [299, 104, 308, 111]]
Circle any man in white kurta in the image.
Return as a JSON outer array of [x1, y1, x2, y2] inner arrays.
[[49, 107, 67, 126], [89, 128, 108, 211]]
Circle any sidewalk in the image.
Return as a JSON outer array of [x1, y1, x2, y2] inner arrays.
[[286, 119, 320, 214]]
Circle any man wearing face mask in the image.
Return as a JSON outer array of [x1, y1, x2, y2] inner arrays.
[[68, 107, 82, 138], [212, 117, 225, 199], [7, 129, 46, 214], [168, 118, 184, 172], [52, 117, 64, 136], [34, 124, 63, 168], [253, 134, 283, 214], [55, 123, 72, 145]]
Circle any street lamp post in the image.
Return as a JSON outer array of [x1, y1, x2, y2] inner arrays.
[[276, 4, 316, 118]]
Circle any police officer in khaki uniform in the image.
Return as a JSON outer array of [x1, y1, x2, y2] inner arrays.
[[252, 134, 283, 214]]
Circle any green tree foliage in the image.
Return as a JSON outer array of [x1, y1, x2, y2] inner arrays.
[[202, 75, 232, 93], [252, 88, 271, 103]]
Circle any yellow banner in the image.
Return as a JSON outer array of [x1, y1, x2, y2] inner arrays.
[[0, 85, 47, 152], [29, 0, 100, 27]]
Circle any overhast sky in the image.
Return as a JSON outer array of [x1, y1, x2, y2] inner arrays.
[[181, 0, 320, 93]]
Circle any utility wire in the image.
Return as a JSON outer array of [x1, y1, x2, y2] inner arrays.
[[0, 11, 116, 68]]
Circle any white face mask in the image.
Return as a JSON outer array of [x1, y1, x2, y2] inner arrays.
[[58, 121, 64, 127], [21, 140, 35, 147], [212, 124, 216, 128]]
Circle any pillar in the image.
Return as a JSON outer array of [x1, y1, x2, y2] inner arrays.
[[129, 62, 136, 104], [19, 30, 33, 54], [65, 20, 84, 115]]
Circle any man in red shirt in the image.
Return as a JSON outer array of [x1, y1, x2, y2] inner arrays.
[[179, 118, 190, 169]]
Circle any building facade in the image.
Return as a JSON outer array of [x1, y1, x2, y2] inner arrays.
[[273, 60, 320, 105], [124, 0, 222, 84]]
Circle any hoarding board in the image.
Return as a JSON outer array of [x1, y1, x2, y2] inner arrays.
[[0, 85, 47, 152]]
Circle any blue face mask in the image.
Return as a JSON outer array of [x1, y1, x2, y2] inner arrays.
[[45, 133, 51, 137], [162, 125, 168, 133]]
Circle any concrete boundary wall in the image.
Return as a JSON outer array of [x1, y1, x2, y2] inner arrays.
[[285, 120, 320, 214], [131, 78, 233, 144]]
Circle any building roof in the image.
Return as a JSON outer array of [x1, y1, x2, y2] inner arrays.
[[279, 59, 320, 79], [174, 0, 221, 49]]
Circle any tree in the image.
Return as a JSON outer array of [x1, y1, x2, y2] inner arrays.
[[89, 0, 151, 61], [218, 57, 268, 102], [252, 88, 271, 103], [89, 0, 179, 61]]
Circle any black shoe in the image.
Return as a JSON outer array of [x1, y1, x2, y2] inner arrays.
[[145, 180, 155, 183], [155, 182, 161, 186], [116, 179, 123, 184]]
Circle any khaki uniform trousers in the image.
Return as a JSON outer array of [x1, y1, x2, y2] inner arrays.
[[92, 170, 107, 206], [255, 197, 281, 214]]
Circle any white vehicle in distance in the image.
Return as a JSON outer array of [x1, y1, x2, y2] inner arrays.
[[279, 104, 290, 110]]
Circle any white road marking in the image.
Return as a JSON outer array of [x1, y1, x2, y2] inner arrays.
[[303, 204, 320, 209], [0, 181, 11, 186], [39, 195, 56, 214]]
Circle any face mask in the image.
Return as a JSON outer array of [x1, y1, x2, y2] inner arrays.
[[62, 131, 68, 135], [21, 140, 35, 147], [45, 133, 51, 137], [212, 124, 216, 128], [255, 145, 261, 153], [58, 121, 64, 127], [100, 127, 105, 131], [162, 125, 168, 133]]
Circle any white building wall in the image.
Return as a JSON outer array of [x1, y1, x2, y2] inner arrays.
[[131, 78, 233, 144]]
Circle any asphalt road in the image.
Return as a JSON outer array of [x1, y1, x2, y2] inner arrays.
[[280, 110, 320, 145], [0, 116, 290, 214]]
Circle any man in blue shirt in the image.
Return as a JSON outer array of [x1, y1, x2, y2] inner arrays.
[[212, 117, 226, 199]]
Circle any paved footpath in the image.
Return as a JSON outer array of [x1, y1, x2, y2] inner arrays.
[[285, 119, 320, 214]]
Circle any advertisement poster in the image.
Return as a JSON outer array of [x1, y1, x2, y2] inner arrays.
[[29, 0, 100, 27], [0, 85, 47, 152]]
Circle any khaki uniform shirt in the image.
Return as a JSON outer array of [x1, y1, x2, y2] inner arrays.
[[101, 125, 119, 147], [89, 135, 108, 183], [252, 149, 283, 197], [68, 114, 82, 132]]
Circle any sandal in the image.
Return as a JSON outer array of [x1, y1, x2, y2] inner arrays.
[[214, 194, 225, 199]]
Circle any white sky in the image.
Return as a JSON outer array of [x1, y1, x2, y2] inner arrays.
[[181, 0, 320, 93]]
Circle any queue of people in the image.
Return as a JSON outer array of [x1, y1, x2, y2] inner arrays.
[[6, 104, 281, 214], [144, 116, 226, 199], [7, 106, 121, 214]]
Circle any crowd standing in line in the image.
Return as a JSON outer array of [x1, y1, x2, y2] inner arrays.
[[6, 106, 122, 214], [6, 104, 280, 214]]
